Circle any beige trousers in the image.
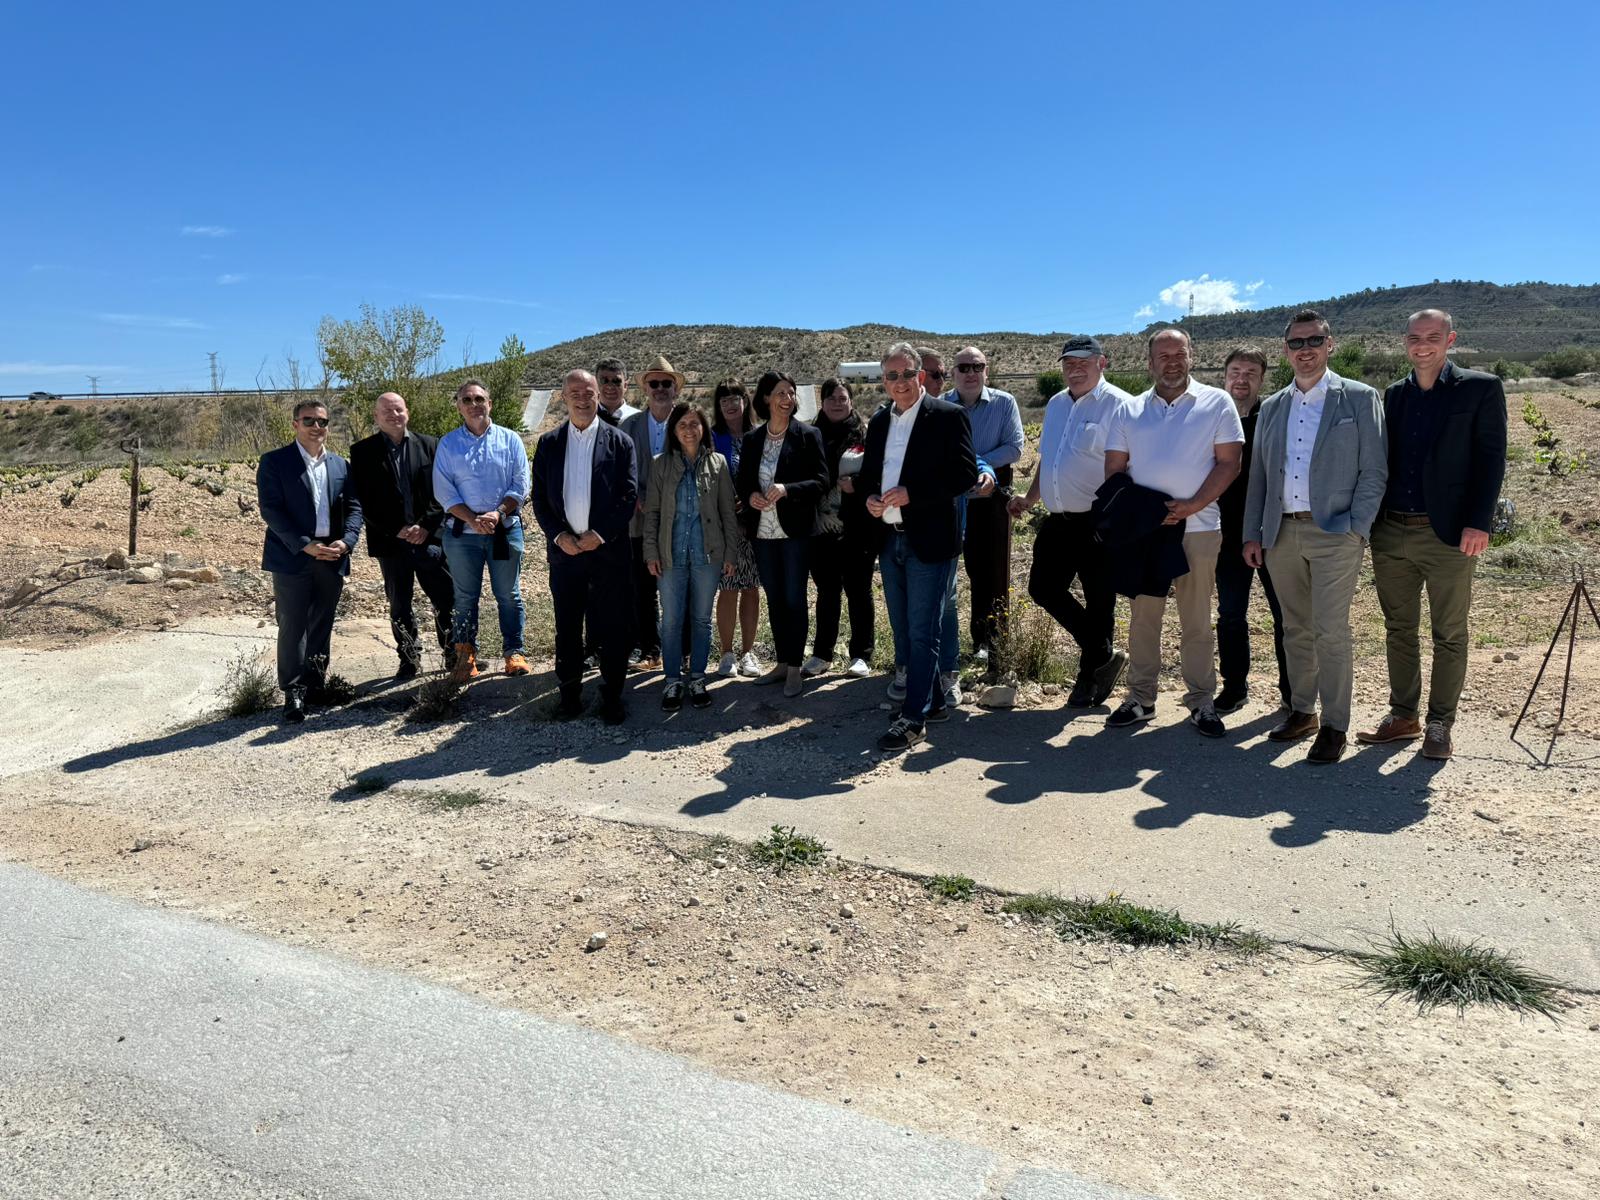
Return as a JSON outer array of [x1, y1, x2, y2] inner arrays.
[[1264, 519, 1365, 732], [1126, 529, 1221, 710]]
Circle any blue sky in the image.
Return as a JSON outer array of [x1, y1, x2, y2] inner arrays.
[[5, 0, 1598, 394]]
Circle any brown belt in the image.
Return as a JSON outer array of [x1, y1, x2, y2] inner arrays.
[[1385, 510, 1432, 527], [1282, 511, 1312, 521]]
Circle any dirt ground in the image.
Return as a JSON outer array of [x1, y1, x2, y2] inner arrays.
[[3, 387, 1600, 1199]]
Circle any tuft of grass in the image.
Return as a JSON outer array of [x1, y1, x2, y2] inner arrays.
[[1004, 892, 1267, 953], [420, 789, 489, 812], [350, 772, 391, 795], [178, 525, 198, 538], [408, 672, 463, 722], [990, 598, 1071, 685], [215, 652, 278, 718], [1352, 927, 1562, 1018], [749, 825, 829, 873], [927, 873, 977, 902], [315, 673, 358, 705]]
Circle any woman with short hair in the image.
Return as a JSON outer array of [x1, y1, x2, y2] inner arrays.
[[806, 378, 876, 678], [642, 403, 741, 710], [735, 371, 828, 698]]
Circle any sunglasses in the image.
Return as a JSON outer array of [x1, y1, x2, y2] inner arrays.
[[647, 379, 676, 390], [297, 416, 330, 428], [955, 363, 986, 374], [883, 369, 920, 383], [923, 368, 946, 379], [1286, 335, 1329, 350], [598, 376, 624, 386]]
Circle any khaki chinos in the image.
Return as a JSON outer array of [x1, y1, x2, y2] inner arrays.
[[1265, 514, 1365, 732], [1126, 530, 1222, 710], [1370, 512, 1477, 725]]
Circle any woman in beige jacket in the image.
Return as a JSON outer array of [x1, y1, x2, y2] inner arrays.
[[641, 403, 742, 710]]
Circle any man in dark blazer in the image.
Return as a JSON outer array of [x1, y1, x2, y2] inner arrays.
[[257, 399, 364, 723], [619, 354, 684, 668], [349, 391, 454, 680], [1356, 308, 1507, 761], [858, 341, 979, 751], [532, 369, 639, 725]]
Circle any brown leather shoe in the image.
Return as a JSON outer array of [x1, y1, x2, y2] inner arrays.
[[449, 643, 480, 683], [1307, 727, 1347, 764], [1421, 720, 1453, 760], [503, 652, 531, 677], [1355, 714, 1422, 745], [1267, 710, 1320, 742]]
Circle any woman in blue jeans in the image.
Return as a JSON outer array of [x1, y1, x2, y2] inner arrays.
[[641, 403, 741, 710]]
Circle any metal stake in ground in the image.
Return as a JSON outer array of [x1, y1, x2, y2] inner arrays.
[[1510, 565, 1600, 766], [120, 435, 141, 555]]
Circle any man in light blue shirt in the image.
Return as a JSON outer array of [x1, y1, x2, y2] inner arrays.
[[432, 377, 531, 681], [950, 347, 1022, 671]]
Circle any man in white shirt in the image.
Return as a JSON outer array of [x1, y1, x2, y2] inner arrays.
[[1009, 336, 1136, 708], [594, 357, 639, 427], [1242, 311, 1387, 763], [1104, 328, 1244, 737]]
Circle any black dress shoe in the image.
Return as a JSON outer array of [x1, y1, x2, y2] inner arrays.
[[1214, 683, 1248, 714], [1268, 711, 1320, 742], [282, 688, 307, 724], [602, 697, 626, 726], [1307, 726, 1347, 764], [1090, 649, 1129, 705]]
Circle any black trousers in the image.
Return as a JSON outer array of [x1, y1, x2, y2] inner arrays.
[[1215, 544, 1289, 702], [810, 530, 876, 662], [271, 564, 345, 691], [553, 539, 633, 702], [376, 545, 455, 666], [630, 535, 660, 656], [963, 485, 1013, 651], [753, 536, 811, 665], [1027, 511, 1114, 672]]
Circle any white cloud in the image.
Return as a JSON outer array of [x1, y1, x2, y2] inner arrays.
[[98, 312, 207, 330], [1133, 304, 1157, 319], [216, 273, 247, 285], [1152, 274, 1262, 316], [424, 291, 543, 309], [1245, 279, 1265, 294], [181, 224, 234, 237], [0, 361, 128, 375]]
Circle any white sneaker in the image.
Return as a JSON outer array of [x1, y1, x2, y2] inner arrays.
[[716, 652, 737, 677], [886, 667, 908, 702], [940, 671, 962, 707], [737, 652, 763, 678], [846, 657, 871, 678], [801, 655, 830, 677]]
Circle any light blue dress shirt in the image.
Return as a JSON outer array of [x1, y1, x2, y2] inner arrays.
[[959, 387, 1024, 468], [432, 421, 530, 515]]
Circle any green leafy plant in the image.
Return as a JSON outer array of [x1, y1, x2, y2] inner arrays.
[[419, 789, 489, 812], [1352, 926, 1562, 1017], [749, 825, 829, 873], [1003, 892, 1267, 952], [926, 874, 977, 901]]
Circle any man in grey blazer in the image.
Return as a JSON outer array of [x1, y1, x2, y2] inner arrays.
[[620, 354, 684, 667], [1242, 310, 1387, 763]]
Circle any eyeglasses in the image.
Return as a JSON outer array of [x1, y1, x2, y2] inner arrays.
[[598, 376, 624, 386], [883, 369, 920, 383], [1285, 335, 1329, 350], [297, 416, 330, 428], [955, 363, 986, 374], [923, 369, 946, 380], [647, 379, 676, 390]]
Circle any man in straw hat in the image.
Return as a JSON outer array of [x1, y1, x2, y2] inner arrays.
[[621, 355, 686, 668]]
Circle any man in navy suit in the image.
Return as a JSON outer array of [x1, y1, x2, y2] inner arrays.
[[857, 341, 979, 751], [532, 369, 639, 725], [257, 400, 364, 723]]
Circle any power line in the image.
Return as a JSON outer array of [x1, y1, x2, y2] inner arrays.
[[86, 375, 99, 396], [207, 352, 220, 394]]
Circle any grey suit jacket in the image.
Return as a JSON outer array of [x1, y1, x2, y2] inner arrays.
[[620, 408, 666, 538], [1243, 371, 1388, 548]]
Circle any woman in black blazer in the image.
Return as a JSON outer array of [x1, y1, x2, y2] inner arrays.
[[736, 371, 828, 696]]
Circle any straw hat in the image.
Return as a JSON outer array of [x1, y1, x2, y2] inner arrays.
[[638, 354, 686, 390]]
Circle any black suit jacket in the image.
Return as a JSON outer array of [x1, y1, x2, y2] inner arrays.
[[735, 421, 829, 540], [530, 420, 639, 549], [857, 395, 979, 562], [1382, 364, 1507, 546], [349, 431, 445, 558], [256, 442, 363, 576]]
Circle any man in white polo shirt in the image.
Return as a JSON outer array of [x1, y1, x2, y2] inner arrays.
[[1009, 336, 1137, 708], [1104, 328, 1244, 736]]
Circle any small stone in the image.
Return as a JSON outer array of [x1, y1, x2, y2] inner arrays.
[[130, 838, 154, 853], [954, 920, 969, 932], [103, 549, 129, 570], [165, 578, 196, 591], [839, 903, 855, 919], [979, 684, 1017, 709], [1123, 1011, 1135, 1020], [685, 895, 702, 908], [1279, 1111, 1291, 1121], [584, 932, 608, 952], [733, 1010, 747, 1023], [1492, 654, 1504, 663], [552, 832, 572, 843], [1504, 650, 1520, 661], [916, 1055, 928, 1064], [1262, 1070, 1275, 1080], [1141, 1092, 1153, 1106], [572, 891, 587, 902], [125, 565, 162, 584], [808, 939, 823, 952], [712, 856, 728, 869]]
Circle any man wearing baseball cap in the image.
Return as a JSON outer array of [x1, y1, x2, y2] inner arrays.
[[1008, 336, 1137, 706]]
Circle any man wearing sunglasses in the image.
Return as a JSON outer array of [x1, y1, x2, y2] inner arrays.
[[859, 341, 979, 751], [620, 355, 685, 668], [594, 357, 638, 428], [1356, 308, 1506, 761], [950, 347, 1022, 672], [1242, 311, 1387, 764], [257, 399, 364, 724]]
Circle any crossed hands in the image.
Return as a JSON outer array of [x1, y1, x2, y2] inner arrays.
[[865, 486, 909, 519], [303, 540, 348, 562], [747, 484, 787, 512]]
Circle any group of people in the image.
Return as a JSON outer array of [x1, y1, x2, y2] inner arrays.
[[257, 306, 1505, 760]]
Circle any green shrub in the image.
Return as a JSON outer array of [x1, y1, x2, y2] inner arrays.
[[1104, 370, 1150, 395], [1035, 369, 1064, 402], [1536, 346, 1595, 379]]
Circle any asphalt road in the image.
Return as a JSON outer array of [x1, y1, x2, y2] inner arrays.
[[0, 863, 1142, 1200]]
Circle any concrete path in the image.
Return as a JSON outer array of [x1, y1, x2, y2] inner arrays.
[[0, 863, 1139, 1200], [4, 616, 1597, 987]]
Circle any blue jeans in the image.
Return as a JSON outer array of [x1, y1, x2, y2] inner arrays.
[[940, 564, 961, 673], [880, 530, 956, 723], [442, 524, 525, 654], [658, 561, 721, 680]]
